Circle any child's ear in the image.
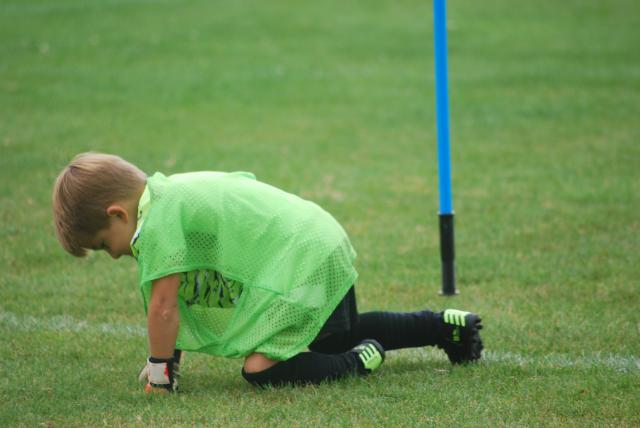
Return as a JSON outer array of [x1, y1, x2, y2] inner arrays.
[[106, 205, 129, 222]]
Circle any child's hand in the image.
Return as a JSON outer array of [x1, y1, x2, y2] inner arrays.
[[139, 356, 179, 394], [138, 349, 183, 385]]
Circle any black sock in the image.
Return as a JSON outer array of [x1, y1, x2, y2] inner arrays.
[[357, 310, 442, 350], [241, 351, 363, 388], [310, 310, 442, 353]]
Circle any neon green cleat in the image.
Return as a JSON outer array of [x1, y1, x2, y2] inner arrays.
[[438, 309, 484, 364], [352, 339, 385, 374]]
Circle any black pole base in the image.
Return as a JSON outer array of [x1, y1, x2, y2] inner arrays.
[[438, 213, 458, 296]]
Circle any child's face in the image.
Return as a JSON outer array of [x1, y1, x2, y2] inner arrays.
[[89, 205, 137, 259]]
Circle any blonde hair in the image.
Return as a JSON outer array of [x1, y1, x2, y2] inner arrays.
[[52, 152, 147, 257]]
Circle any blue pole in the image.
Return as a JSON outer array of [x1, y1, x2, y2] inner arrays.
[[433, 0, 457, 295]]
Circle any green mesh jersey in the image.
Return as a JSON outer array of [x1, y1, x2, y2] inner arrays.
[[131, 171, 358, 361]]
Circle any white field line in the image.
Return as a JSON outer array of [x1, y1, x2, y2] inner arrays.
[[0, 308, 145, 337], [395, 348, 640, 374], [2, 309, 638, 373], [481, 350, 640, 373], [401, 346, 640, 374], [381, 346, 639, 374]]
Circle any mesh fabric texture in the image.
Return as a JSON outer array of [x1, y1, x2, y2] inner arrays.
[[134, 172, 358, 361]]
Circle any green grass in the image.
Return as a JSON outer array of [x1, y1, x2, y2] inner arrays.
[[1, 0, 639, 426]]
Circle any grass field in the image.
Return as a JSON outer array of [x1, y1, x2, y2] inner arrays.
[[1, 0, 639, 426]]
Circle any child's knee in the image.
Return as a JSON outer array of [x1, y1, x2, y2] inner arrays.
[[243, 353, 277, 374], [242, 354, 282, 387]]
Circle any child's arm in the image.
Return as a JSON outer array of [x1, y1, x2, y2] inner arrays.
[[142, 274, 180, 393], [147, 274, 180, 357]]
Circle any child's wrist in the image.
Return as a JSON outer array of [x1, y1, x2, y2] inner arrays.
[[149, 356, 173, 363]]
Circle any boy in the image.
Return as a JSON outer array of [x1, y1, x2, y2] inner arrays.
[[52, 152, 483, 393]]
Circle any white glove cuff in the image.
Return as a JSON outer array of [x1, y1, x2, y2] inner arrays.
[[147, 360, 171, 385]]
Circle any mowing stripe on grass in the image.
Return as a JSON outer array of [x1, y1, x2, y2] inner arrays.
[[2, 309, 638, 373]]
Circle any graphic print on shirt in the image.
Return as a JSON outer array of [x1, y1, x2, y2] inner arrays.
[[179, 270, 243, 308]]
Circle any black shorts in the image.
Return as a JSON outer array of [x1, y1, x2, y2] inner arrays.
[[317, 286, 358, 336]]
